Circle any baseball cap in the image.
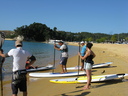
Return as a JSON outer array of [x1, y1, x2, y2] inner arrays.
[[80, 41, 85, 44], [57, 40, 64, 43], [15, 40, 22, 46]]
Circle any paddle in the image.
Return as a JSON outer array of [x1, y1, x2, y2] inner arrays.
[[77, 42, 80, 75], [52, 40, 56, 73], [76, 42, 80, 88], [0, 32, 5, 96]]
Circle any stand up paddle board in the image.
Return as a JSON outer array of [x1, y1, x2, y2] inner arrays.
[[66, 62, 112, 70], [29, 71, 86, 77], [50, 73, 128, 84], [26, 64, 54, 72]]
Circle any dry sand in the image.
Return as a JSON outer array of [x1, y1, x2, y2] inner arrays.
[[4, 43, 128, 96]]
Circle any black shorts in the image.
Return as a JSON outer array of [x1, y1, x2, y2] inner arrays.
[[60, 57, 68, 65], [81, 59, 84, 63], [12, 79, 27, 94], [12, 70, 27, 94], [81, 56, 85, 63]]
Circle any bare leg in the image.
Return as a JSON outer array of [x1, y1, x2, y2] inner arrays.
[[23, 92, 27, 96], [12, 94, 17, 96], [83, 69, 92, 90], [63, 65, 67, 73], [60, 64, 65, 73], [80, 62, 84, 71]]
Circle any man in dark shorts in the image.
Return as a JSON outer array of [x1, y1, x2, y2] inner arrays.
[[0, 40, 36, 96], [80, 41, 86, 70], [54, 41, 68, 73]]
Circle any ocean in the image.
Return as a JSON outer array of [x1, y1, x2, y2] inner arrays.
[[2, 40, 78, 82]]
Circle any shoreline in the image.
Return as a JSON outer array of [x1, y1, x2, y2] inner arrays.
[[26, 43, 128, 96], [5, 38, 15, 40], [3, 42, 128, 96]]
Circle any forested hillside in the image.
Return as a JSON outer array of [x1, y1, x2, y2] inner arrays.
[[1, 22, 128, 43]]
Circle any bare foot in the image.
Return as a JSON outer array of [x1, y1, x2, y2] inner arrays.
[[60, 72, 67, 74], [82, 85, 90, 90], [80, 69, 84, 71], [60, 72, 64, 74]]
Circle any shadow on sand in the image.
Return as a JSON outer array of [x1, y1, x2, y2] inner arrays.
[[54, 73, 128, 96], [57, 90, 90, 96], [76, 79, 124, 90]]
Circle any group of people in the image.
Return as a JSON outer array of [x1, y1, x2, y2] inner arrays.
[[0, 40, 95, 96], [52, 41, 96, 90], [54, 41, 96, 90]]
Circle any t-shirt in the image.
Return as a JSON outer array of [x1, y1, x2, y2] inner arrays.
[[8, 47, 32, 72], [80, 45, 86, 56], [60, 44, 68, 57]]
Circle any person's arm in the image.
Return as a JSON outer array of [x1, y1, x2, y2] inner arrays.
[[78, 51, 90, 60], [54, 44, 61, 51], [0, 52, 10, 58], [26, 55, 36, 67], [92, 51, 96, 59]]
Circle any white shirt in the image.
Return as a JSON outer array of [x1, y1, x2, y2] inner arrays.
[[60, 44, 68, 57], [8, 47, 32, 72]]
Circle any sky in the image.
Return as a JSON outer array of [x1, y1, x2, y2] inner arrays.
[[0, 0, 128, 34]]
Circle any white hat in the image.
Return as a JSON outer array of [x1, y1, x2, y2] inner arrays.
[[57, 40, 64, 43], [15, 40, 22, 46], [80, 41, 84, 44]]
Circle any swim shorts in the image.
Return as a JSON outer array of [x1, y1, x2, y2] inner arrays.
[[84, 62, 92, 70], [81, 58, 84, 63], [60, 57, 68, 65], [11, 70, 27, 94]]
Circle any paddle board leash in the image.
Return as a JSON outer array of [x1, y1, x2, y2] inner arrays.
[[52, 40, 56, 73], [0, 32, 5, 96], [76, 42, 81, 88]]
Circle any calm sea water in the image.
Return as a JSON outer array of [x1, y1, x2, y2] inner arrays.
[[2, 40, 78, 81]]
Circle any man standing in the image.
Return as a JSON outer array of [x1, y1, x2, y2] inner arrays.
[[0, 40, 36, 96], [80, 41, 86, 70], [54, 41, 68, 73]]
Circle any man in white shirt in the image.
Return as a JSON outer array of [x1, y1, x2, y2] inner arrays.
[[54, 41, 68, 73], [0, 40, 36, 96]]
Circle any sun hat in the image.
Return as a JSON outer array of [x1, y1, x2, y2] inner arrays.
[[15, 40, 22, 46]]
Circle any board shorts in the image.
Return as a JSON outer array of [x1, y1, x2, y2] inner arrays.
[[81, 56, 84, 63], [84, 62, 92, 70], [11, 70, 27, 94], [60, 57, 68, 65]]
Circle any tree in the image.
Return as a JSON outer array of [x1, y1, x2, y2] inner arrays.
[[110, 35, 117, 43], [13, 22, 128, 42]]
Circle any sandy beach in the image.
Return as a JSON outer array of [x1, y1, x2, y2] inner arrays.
[[3, 43, 128, 96]]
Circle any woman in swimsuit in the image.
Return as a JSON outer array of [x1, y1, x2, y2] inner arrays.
[[78, 42, 96, 90]]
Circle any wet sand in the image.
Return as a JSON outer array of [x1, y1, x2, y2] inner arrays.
[[3, 43, 128, 96]]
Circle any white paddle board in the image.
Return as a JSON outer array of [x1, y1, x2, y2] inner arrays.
[[26, 64, 54, 72], [29, 71, 86, 77], [50, 73, 128, 84], [66, 62, 112, 70]]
